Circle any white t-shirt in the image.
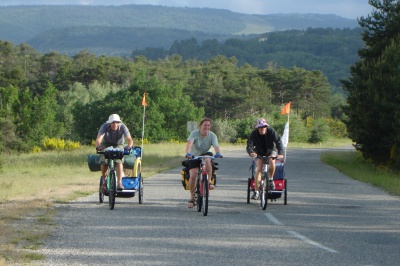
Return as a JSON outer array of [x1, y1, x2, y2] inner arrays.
[[187, 130, 219, 156]]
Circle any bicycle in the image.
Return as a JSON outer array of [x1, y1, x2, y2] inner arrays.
[[97, 147, 130, 210], [191, 155, 221, 216], [247, 155, 288, 209], [259, 155, 276, 210]]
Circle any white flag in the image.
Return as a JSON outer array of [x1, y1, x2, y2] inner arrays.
[[282, 122, 289, 148]]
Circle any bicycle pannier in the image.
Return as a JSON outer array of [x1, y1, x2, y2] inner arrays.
[[87, 154, 101, 172], [181, 167, 190, 190]]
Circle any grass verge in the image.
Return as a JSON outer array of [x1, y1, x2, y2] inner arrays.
[[321, 150, 400, 196]]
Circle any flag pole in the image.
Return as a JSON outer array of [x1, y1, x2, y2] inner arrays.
[[141, 92, 147, 158], [281, 102, 291, 161], [286, 106, 289, 159]]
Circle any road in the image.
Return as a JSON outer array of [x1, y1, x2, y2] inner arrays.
[[41, 148, 400, 266]]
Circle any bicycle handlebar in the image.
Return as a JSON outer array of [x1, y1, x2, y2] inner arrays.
[[256, 155, 277, 159], [97, 148, 130, 160], [191, 155, 223, 160], [253, 155, 285, 163]]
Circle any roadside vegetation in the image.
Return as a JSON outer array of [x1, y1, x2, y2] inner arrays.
[[321, 151, 400, 196]]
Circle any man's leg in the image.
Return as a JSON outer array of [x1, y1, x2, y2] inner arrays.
[[268, 157, 276, 190], [116, 163, 124, 189], [252, 159, 262, 199], [100, 163, 108, 191]]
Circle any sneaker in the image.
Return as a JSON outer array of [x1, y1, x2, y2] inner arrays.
[[251, 191, 260, 200], [269, 179, 275, 190], [117, 183, 125, 190]]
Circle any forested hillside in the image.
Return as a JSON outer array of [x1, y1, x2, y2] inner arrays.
[[0, 5, 358, 50], [132, 27, 364, 89], [0, 41, 345, 153]]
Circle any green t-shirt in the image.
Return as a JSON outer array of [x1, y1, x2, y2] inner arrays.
[[187, 130, 219, 156]]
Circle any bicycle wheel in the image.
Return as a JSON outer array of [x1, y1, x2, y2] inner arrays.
[[261, 175, 268, 210], [99, 176, 104, 203], [202, 173, 209, 216], [138, 164, 143, 204], [196, 176, 202, 212], [247, 178, 251, 204], [108, 170, 117, 210], [251, 160, 256, 179], [284, 179, 288, 205]]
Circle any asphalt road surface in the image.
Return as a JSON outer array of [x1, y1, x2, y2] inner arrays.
[[41, 148, 400, 266]]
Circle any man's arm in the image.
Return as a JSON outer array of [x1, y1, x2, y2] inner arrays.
[[125, 135, 134, 149], [95, 134, 104, 147], [272, 130, 284, 157], [246, 132, 256, 156]]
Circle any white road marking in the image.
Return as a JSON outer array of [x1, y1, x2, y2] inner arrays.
[[264, 213, 339, 253], [287, 230, 339, 253], [264, 213, 283, 225]]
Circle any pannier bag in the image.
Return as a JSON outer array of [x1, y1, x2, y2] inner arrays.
[[181, 167, 190, 190], [180, 159, 218, 189], [87, 154, 101, 172], [273, 160, 285, 180], [123, 146, 141, 169], [123, 154, 136, 169], [272, 159, 285, 197]]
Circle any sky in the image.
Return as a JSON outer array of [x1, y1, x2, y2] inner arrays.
[[0, 0, 375, 19]]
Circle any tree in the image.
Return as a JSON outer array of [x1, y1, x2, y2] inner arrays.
[[342, 0, 400, 167]]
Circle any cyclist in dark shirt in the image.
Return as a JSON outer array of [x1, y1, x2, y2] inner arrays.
[[246, 118, 284, 199]]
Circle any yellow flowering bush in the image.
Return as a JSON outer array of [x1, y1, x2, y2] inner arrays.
[[42, 138, 81, 151]]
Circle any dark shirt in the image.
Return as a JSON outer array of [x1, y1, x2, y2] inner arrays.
[[246, 128, 284, 156]]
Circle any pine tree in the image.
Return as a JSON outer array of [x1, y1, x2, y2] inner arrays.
[[343, 0, 400, 167]]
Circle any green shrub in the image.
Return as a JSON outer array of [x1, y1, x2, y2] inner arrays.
[[212, 119, 237, 143], [308, 119, 330, 143], [325, 117, 347, 138]]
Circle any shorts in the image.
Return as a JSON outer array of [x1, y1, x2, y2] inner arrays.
[[188, 152, 213, 170], [99, 144, 125, 165], [258, 150, 277, 157]]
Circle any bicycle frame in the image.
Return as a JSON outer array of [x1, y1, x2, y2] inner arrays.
[[97, 148, 129, 210], [192, 155, 215, 216], [258, 155, 275, 210]]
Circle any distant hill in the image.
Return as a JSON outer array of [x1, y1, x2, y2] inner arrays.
[[0, 5, 359, 56], [27, 26, 228, 56]]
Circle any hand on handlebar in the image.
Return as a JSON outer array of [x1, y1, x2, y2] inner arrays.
[[124, 145, 131, 151], [214, 152, 222, 158], [96, 145, 103, 151], [186, 153, 193, 159]]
